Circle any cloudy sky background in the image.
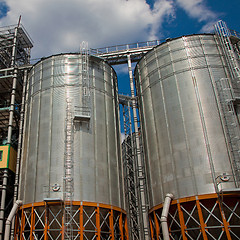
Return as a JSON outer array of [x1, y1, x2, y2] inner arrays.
[[0, 0, 239, 136], [0, 0, 239, 60]]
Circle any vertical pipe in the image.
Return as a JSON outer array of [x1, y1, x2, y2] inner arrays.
[[6, 69, 18, 144], [13, 69, 28, 200], [7, 26, 18, 144], [10, 69, 28, 240], [0, 170, 9, 240], [4, 200, 22, 240], [160, 193, 173, 240], [127, 54, 149, 240]]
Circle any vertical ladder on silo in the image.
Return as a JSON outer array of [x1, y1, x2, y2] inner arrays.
[[215, 20, 240, 182], [216, 78, 240, 181], [63, 100, 74, 240], [80, 41, 91, 117], [215, 20, 240, 82]]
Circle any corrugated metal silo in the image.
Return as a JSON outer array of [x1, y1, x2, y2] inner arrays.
[[135, 34, 240, 239], [16, 54, 128, 240]]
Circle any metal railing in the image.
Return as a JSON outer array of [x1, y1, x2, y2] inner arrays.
[[90, 40, 160, 55]]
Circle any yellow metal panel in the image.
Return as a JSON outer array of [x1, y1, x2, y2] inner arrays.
[[0, 145, 17, 172], [0, 145, 9, 169], [9, 145, 17, 173]]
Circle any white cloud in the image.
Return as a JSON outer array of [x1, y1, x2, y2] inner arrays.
[[175, 0, 218, 31], [0, 0, 174, 58], [121, 132, 126, 144]]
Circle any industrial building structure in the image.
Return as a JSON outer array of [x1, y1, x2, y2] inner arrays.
[[0, 20, 239, 240]]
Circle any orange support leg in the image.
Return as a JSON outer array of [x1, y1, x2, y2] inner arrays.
[[149, 216, 154, 240], [20, 208, 25, 240], [124, 215, 129, 240], [79, 204, 84, 240], [177, 202, 187, 240], [153, 211, 160, 239], [30, 206, 35, 240], [44, 204, 48, 240], [96, 206, 101, 240], [109, 209, 114, 240], [196, 198, 208, 239], [119, 213, 124, 240], [217, 200, 232, 240]]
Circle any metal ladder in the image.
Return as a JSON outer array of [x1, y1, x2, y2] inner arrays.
[[215, 20, 240, 182], [63, 100, 74, 240], [80, 41, 91, 116], [215, 20, 240, 82], [216, 78, 240, 181]]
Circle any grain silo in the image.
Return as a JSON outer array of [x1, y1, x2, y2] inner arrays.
[[14, 53, 128, 239], [135, 28, 240, 239]]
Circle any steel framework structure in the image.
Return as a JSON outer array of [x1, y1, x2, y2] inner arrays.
[[92, 41, 160, 240], [0, 23, 32, 240], [149, 193, 240, 240], [14, 202, 129, 240], [119, 95, 139, 240]]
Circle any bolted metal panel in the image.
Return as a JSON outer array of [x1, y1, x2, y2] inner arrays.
[[135, 34, 238, 208], [19, 54, 123, 208]]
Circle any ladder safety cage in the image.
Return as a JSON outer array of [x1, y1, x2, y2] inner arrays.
[[215, 20, 240, 183], [215, 20, 240, 84], [80, 41, 91, 120], [63, 99, 74, 240]]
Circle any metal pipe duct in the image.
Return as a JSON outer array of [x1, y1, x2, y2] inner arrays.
[[4, 200, 22, 240]]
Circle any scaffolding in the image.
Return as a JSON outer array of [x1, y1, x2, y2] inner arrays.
[[0, 23, 32, 240], [214, 21, 240, 183]]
